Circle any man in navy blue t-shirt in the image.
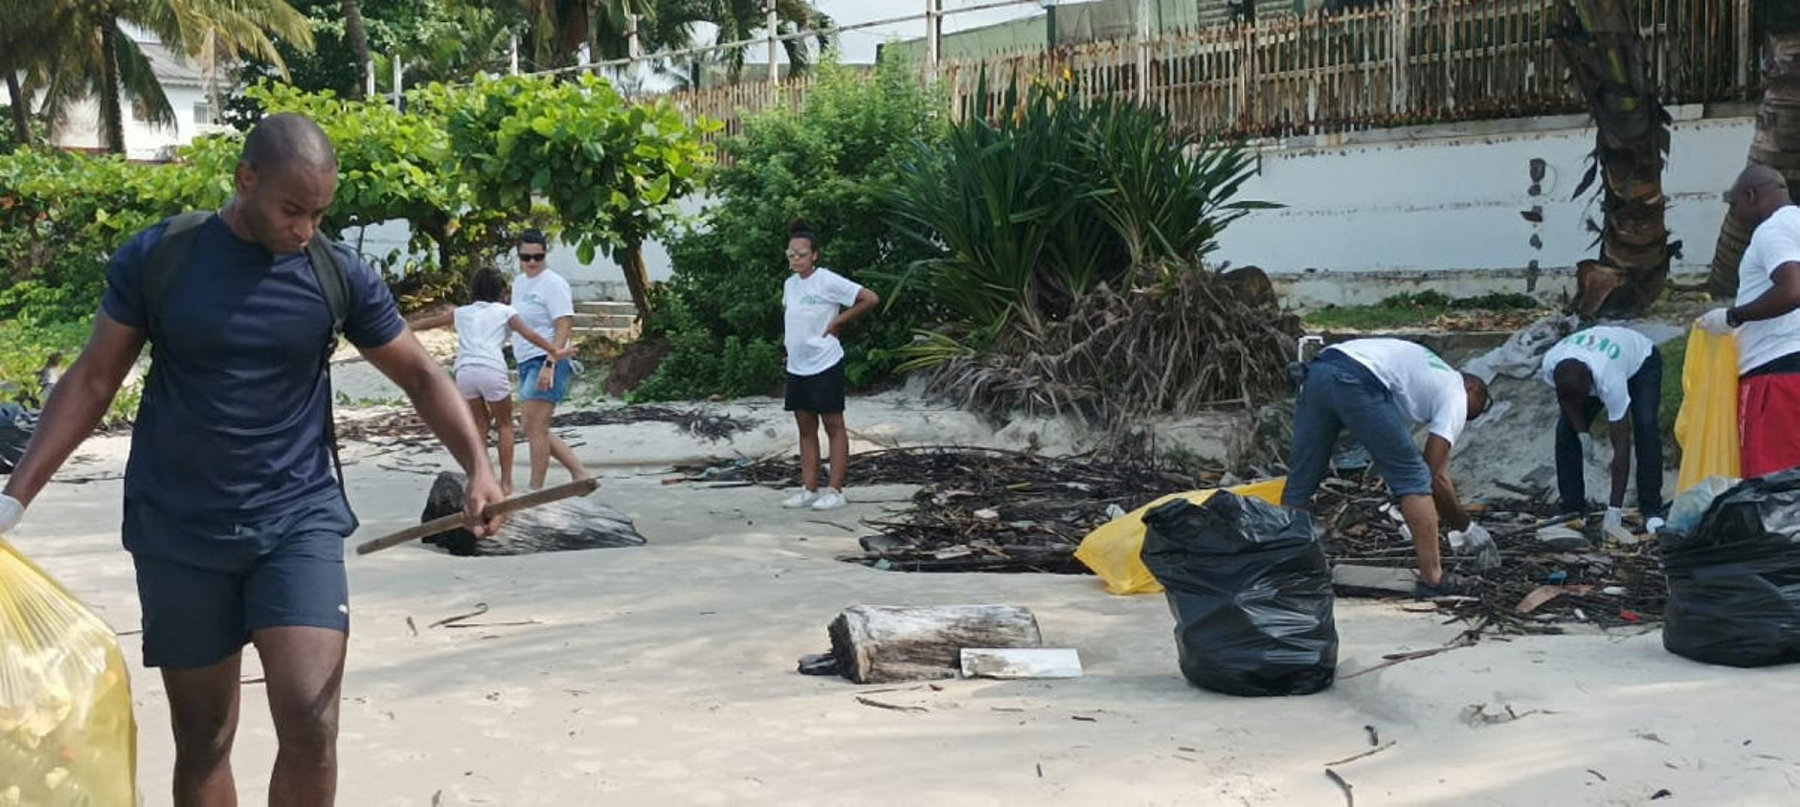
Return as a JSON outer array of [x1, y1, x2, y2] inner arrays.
[[0, 114, 505, 805]]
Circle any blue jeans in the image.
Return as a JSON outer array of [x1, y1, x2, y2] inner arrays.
[[1283, 351, 1434, 509], [518, 356, 572, 404], [1556, 347, 1664, 516]]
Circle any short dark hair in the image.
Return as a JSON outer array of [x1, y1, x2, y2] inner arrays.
[[788, 218, 819, 253], [241, 113, 336, 176], [1551, 359, 1592, 404], [470, 267, 507, 303], [518, 229, 549, 249]]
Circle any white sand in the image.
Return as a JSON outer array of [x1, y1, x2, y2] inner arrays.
[[13, 417, 1800, 806]]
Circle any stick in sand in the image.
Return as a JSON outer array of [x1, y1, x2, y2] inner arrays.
[[354, 477, 599, 555]]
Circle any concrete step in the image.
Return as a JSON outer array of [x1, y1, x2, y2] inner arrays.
[[576, 300, 638, 315], [571, 312, 638, 329]]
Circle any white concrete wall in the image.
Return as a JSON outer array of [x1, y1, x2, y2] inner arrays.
[[1214, 107, 1755, 306]]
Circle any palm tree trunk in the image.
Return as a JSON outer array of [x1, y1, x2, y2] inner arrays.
[[1709, 29, 1800, 296], [5, 71, 30, 147], [342, 0, 374, 99], [1554, 0, 1670, 317], [622, 234, 654, 321], [98, 14, 126, 154]]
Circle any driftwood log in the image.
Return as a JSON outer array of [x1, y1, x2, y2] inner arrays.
[[421, 472, 647, 556], [827, 605, 1043, 683]]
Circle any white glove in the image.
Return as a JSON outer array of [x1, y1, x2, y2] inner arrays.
[[1578, 433, 1597, 463], [0, 494, 23, 535], [1645, 516, 1666, 535], [1602, 506, 1623, 531], [1697, 307, 1734, 334], [1450, 522, 1501, 570]]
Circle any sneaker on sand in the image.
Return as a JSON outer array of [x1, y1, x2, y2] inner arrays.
[[782, 490, 821, 509], [811, 489, 848, 511]]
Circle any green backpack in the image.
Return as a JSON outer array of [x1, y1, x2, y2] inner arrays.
[[141, 211, 353, 486]]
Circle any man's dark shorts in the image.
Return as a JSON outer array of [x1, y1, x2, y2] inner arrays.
[[784, 360, 847, 414], [126, 492, 357, 669]]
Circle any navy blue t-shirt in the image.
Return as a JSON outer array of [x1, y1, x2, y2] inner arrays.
[[102, 214, 404, 526]]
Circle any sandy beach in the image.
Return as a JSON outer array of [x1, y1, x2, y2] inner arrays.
[[14, 392, 1800, 807]]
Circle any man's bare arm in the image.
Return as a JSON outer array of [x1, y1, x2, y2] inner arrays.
[[1, 315, 146, 507], [359, 330, 505, 533], [1423, 435, 1471, 531], [1731, 263, 1800, 323], [1607, 420, 1631, 508]]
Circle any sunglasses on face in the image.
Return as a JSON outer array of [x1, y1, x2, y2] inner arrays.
[[519, 252, 547, 262]]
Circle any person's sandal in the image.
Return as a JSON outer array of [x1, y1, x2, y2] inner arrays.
[[1415, 571, 1477, 600]]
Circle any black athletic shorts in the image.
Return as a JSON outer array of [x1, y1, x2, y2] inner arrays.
[[784, 360, 846, 414]]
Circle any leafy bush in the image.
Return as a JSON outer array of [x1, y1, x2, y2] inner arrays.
[[633, 56, 947, 401], [886, 76, 1270, 352], [0, 319, 139, 426]]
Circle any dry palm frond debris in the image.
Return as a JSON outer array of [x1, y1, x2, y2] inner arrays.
[[679, 446, 1671, 630], [921, 269, 1302, 431], [333, 405, 756, 444]]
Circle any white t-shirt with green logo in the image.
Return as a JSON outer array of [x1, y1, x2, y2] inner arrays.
[[782, 268, 863, 376], [1329, 338, 1470, 446], [1538, 325, 1653, 422]]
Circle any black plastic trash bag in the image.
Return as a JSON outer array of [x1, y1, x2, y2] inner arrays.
[[1141, 491, 1337, 696], [0, 402, 34, 474], [1661, 468, 1800, 668]]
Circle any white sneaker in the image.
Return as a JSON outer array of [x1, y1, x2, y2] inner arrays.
[[811, 489, 847, 511], [783, 490, 821, 509]]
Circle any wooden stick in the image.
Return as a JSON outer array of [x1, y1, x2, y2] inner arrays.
[[353, 478, 599, 556]]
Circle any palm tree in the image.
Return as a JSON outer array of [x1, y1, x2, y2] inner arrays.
[[697, 0, 833, 82], [1553, 0, 1672, 317], [343, 0, 373, 98], [1706, 6, 1800, 296], [12, 0, 313, 154], [512, 0, 830, 81]]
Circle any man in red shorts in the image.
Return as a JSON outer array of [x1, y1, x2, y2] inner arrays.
[[1701, 165, 1800, 477]]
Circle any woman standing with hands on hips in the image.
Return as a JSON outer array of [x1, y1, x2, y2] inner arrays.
[[781, 219, 879, 511]]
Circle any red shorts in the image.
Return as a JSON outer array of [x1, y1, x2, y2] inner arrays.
[[1739, 372, 1800, 477]]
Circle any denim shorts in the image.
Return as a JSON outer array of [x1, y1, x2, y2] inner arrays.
[[518, 356, 572, 404], [1282, 351, 1434, 508], [125, 492, 357, 669]]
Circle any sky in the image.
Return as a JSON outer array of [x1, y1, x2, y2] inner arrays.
[[790, 0, 1054, 65]]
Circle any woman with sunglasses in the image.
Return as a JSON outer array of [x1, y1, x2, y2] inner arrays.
[[510, 229, 590, 489], [781, 219, 880, 511]]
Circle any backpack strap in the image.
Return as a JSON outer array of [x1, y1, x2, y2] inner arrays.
[[305, 235, 354, 490], [142, 211, 215, 339]]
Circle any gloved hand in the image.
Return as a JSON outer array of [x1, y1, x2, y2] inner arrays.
[[1645, 516, 1666, 535], [0, 493, 23, 535], [1698, 307, 1734, 334], [1578, 433, 1597, 463], [1602, 506, 1635, 544], [1449, 522, 1500, 570]]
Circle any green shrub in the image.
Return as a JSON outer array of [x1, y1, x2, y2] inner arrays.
[[885, 75, 1269, 356]]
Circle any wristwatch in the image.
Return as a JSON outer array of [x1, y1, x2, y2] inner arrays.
[[1726, 307, 1743, 328]]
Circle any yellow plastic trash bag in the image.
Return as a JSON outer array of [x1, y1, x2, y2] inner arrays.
[[0, 539, 136, 806], [1674, 326, 1741, 494], [1075, 478, 1287, 595]]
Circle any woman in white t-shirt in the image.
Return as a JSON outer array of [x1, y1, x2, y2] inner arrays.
[[780, 219, 880, 511], [412, 267, 569, 494]]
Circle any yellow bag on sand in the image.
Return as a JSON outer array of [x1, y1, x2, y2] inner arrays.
[[1674, 326, 1740, 494], [0, 539, 136, 806], [1075, 478, 1287, 595]]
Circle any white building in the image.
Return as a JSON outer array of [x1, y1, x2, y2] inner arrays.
[[2, 36, 229, 161]]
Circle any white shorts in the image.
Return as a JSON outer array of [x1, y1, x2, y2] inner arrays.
[[455, 365, 512, 402]]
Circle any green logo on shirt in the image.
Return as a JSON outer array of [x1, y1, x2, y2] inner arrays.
[[1558, 332, 1624, 361]]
